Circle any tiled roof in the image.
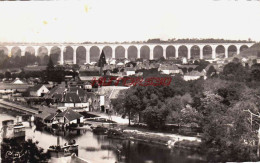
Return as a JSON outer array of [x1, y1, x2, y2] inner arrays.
[[79, 76, 100, 81], [159, 64, 179, 70], [44, 113, 56, 121], [53, 93, 62, 100], [68, 87, 85, 97], [185, 71, 204, 76], [0, 83, 32, 90], [45, 84, 66, 98], [63, 92, 81, 103], [125, 67, 135, 71], [177, 65, 198, 69], [79, 71, 100, 76], [28, 85, 45, 92], [56, 109, 83, 121]]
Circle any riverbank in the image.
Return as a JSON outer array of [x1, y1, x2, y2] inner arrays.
[[107, 126, 202, 151]]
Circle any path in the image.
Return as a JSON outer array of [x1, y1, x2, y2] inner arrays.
[[0, 99, 38, 114]]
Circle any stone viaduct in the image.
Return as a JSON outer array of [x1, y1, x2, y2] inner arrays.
[[0, 42, 254, 65]]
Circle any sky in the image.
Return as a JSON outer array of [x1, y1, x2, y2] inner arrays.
[[0, 0, 260, 43]]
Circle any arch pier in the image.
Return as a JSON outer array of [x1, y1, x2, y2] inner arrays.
[[0, 43, 254, 65]]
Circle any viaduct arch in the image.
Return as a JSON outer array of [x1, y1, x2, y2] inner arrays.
[[0, 42, 254, 65]]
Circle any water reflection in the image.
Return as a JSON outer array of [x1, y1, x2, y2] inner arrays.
[[1, 109, 203, 163]]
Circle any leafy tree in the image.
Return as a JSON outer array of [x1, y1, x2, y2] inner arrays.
[[232, 57, 240, 63], [222, 62, 249, 82], [1, 139, 50, 163], [47, 57, 54, 70], [194, 60, 210, 72], [4, 71, 11, 79], [207, 65, 216, 77], [142, 104, 169, 129]]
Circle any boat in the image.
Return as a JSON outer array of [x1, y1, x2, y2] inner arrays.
[[48, 139, 79, 158], [91, 125, 108, 135]]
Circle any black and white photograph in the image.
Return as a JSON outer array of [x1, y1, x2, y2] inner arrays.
[[0, 0, 260, 162]]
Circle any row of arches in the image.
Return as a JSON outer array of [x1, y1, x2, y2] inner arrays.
[[0, 44, 250, 65]]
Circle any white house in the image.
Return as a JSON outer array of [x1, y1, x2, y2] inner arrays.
[[125, 67, 135, 76], [62, 92, 89, 111], [28, 85, 49, 97], [183, 70, 207, 81], [54, 109, 84, 125], [159, 64, 180, 75], [12, 78, 26, 84]]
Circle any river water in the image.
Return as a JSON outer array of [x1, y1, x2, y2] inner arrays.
[[0, 108, 202, 163]]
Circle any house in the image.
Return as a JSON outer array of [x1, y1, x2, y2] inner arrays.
[[44, 83, 67, 102], [0, 83, 32, 94], [28, 85, 49, 97], [116, 62, 124, 68], [159, 64, 180, 75], [183, 70, 207, 81], [97, 86, 129, 113], [83, 81, 92, 90], [79, 69, 100, 82], [61, 88, 89, 111], [12, 78, 26, 84], [43, 113, 57, 125], [55, 109, 84, 125], [124, 67, 135, 76]]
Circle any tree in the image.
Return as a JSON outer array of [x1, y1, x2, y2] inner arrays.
[[1, 139, 50, 163], [222, 62, 249, 82], [199, 85, 260, 162], [232, 57, 240, 63], [142, 104, 169, 129], [4, 71, 11, 79], [98, 50, 107, 75], [207, 65, 216, 77], [194, 60, 210, 72], [47, 57, 54, 70]]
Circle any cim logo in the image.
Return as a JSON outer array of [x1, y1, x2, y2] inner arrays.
[[91, 77, 172, 87]]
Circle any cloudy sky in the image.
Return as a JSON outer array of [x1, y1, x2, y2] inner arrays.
[[0, 0, 260, 43]]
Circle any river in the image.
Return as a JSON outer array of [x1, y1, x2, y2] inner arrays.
[[0, 107, 202, 163]]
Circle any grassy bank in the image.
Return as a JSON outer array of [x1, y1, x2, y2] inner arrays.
[[107, 127, 201, 151]]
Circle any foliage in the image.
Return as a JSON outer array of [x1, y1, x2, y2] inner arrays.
[[221, 62, 249, 82], [142, 104, 169, 129], [1, 138, 50, 163], [206, 65, 216, 77], [194, 60, 210, 72]]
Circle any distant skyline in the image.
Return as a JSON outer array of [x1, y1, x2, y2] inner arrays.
[[0, 0, 260, 43]]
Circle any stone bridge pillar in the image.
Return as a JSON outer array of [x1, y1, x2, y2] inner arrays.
[[161, 45, 167, 59], [6, 46, 12, 57], [32, 46, 40, 56], [85, 46, 91, 64], [111, 45, 116, 59], [60, 45, 65, 65], [136, 45, 141, 58], [224, 45, 229, 58], [123, 45, 129, 59], [45, 46, 53, 56], [211, 45, 217, 59], [20, 46, 27, 56], [187, 45, 192, 59], [71, 46, 77, 64], [199, 45, 204, 60], [236, 45, 241, 55], [98, 45, 104, 54], [148, 45, 155, 60], [175, 45, 180, 58]]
